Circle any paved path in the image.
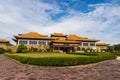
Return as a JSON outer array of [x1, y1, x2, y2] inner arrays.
[[0, 54, 120, 80]]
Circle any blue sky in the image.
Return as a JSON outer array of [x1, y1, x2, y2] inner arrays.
[[0, 0, 120, 45]]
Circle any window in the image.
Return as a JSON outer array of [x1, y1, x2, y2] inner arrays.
[[47, 41, 51, 45], [38, 41, 46, 45], [79, 43, 82, 46], [90, 43, 95, 46], [29, 41, 37, 45], [19, 41, 27, 44], [83, 43, 88, 46]]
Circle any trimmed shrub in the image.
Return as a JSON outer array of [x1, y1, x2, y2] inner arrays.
[[113, 53, 120, 56], [17, 44, 28, 53], [0, 48, 5, 54], [67, 52, 98, 56], [5, 53, 117, 66]]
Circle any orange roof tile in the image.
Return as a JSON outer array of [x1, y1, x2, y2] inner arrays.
[[96, 43, 109, 46], [67, 34, 99, 42], [13, 32, 99, 42], [0, 39, 9, 43], [52, 39, 80, 44], [67, 34, 88, 40], [14, 32, 55, 40], [77, 39, 99, 42], [51, 33, 67, 37], [18, 32, 48, 37]]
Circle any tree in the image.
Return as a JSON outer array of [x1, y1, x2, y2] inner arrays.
[[17, 44, 28, 53], [107, 46, 114, 53], [114, 44, 120, 53]]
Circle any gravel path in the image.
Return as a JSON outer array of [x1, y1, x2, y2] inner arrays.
[[0, 54, 120, 80]]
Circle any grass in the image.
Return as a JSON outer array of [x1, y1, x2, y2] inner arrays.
[[9, 53, 88, 58], [5, 53, 117, 66]]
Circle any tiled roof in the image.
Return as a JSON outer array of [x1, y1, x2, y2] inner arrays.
[[13, 32, 99, 42], [52, 39, 80, 44], [0, 39, 9, 43], [18, 32, 48, 37], [14, 32, 55, 40], [12, 38, 17, 41], [67, 34, 88, 40], [77, 39, 99, 42], [67, 34, 99, 42], [51, 33, 67, 37], [96, 43, 109, 46]]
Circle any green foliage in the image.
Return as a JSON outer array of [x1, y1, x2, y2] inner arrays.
[[114, 44, 120, 53], [0, 48, 5, 54], [67, 52, 98, 56], [107, 46, 114, 52], [29, 47, 38, 52], [113, 53, 120, 56], [107, 44, 120, 53], [5, 53, 117, 66], [17, 44, 28, 53], [46, 48, 54, 52], [82, 47, 85, 51]]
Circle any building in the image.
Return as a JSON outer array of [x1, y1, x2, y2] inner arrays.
[[13, 32, 109, 52], [0, 39, 9, 44], [96, 43, 109, 52], [0, 39, 9, 49]]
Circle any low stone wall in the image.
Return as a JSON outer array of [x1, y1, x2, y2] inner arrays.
[[7, 46, 17, 52], [0, 44, 17, 53], [0, 44, 7, 49]]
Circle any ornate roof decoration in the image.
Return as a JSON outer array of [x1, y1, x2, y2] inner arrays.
[[51, 33, 67, 37]]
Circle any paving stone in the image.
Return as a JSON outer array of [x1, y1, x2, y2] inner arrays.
[[0, 54, 120, 80]]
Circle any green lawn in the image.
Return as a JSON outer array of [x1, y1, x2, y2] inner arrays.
[[10, 53, 88, 58]]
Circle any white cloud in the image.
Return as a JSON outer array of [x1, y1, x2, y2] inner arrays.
[[43, 3, 120, 44], [0, 0, 120, 45]]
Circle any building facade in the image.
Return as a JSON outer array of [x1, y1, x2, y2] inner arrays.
[[0, 39, 10, 51], [13, 32, 108, 52], [0, 39, 10, 49]]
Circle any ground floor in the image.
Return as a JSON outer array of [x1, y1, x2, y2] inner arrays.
[[0, 43, 108, 53], [0, 54, 120, 80], [52, 45, 78, 52]]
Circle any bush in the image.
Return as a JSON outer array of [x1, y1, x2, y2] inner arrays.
[[5, 53, 117, 66], [29, 47, 38, 52], [46, 48, 54, 52], [0, 48, 5, 54], [113, 53, 120, 56], [6, 49, 12, 53], [17, 44, 28, 53]]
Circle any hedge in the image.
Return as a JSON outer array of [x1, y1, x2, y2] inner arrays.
[[112, 53, 120, 56], [5, 53, 117, 66], [0, 48, 6, 54], [67, 52, 98, 56]]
